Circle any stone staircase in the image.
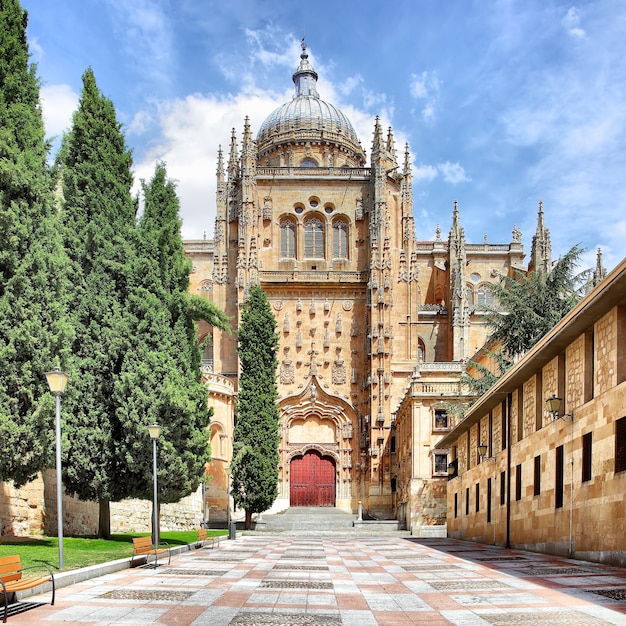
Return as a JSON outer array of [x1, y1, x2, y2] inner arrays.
[[254, 507, 358, 532]]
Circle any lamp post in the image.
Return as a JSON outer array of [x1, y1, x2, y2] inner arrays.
[[148, 423, 162, 547], [224, 466, 234, 540], [546, 396, 575, 558], [45, 367, 68, 571]]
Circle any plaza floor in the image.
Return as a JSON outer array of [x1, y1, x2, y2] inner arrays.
[[8, 533, 626, 625]]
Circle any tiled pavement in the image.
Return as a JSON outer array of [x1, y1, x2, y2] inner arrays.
[[8, 534, 626, 625]]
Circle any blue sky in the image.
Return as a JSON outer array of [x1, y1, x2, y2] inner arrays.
[[22, 0, 626, 273]]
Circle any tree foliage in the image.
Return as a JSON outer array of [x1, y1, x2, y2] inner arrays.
[[485, 245, 586, 359], [231, 285, 280, 529], [0, 0, 71, 486], [462, 245, 586, 400], [57, 67, 139, 537], [112, 162, 230, 508]]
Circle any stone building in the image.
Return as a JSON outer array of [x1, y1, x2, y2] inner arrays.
[[186, 42, 552, 531], [436, 257, 626, 566]]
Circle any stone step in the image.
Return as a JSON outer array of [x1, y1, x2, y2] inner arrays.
[[256, 507, 357, 531]]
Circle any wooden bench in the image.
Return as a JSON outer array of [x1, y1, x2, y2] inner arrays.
[[131, 536, 171, 568], [196, 528, 219, 550], [0, 555, 55, 623]]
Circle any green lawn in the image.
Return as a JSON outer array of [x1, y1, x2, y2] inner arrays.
[[0, 530, 226, 573]]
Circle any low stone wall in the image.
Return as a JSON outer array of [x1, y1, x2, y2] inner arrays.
[[1, 469, 204, 537]]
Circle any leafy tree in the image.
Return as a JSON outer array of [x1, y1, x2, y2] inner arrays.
[[486, 245, 586, 358], [462, 245, 586, 400], [231, 284, 280, 529], [57, 67, 138, 538], [113, 163, 230, 523], [0, 0, 71, 487]]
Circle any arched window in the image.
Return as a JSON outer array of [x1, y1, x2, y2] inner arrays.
[[300, 158, 317, 167], [304, 217, 324, 258], [280, 219, 296, 258], [332, 219, 348, 259], [417, 337, 426, 362], [477, 285, 494, 307]]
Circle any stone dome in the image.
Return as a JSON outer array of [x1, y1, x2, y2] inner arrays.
[[256, 42, 366, 165]]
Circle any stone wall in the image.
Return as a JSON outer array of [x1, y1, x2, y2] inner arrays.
[[1, 469, 204, 537]]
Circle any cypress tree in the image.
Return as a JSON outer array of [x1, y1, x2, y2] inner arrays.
[[231, 284, 280, 529], [57, 67, 137, 538], [0, 0, 70, 487], [113, 163, 230, 513]]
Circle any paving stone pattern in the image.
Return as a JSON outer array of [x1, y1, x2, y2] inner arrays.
[[10, 534, 626, 625]]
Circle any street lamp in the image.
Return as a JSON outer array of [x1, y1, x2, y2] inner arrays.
[[45, 367, 68, 571], [546, 395, 575, 557], [224, 466, 234, 540], [148, 423, 162, 548]]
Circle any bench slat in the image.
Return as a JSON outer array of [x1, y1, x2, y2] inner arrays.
[[0, 555, 55, 623]]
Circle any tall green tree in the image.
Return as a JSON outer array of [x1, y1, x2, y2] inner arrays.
[[0, 0, 71, 487], [462, 245, 586, 397], [113, 163, 230, 514], [231, 284, 280, 529], [57, 67, 138, 538], [485, 245, 586, 358]]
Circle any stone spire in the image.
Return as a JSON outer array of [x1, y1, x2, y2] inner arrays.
[[386, 127, 397, 168], [216, 145, 224, 182], [529, 201, 552, 274], [448, 201, 470, 360], [586, 247, 607, 293], [227, 128, 239, 180], [372, 116, 384, 156]]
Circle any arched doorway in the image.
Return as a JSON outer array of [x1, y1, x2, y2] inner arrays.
[[290, 450, 336, 507]]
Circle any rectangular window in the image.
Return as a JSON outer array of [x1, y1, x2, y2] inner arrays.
[[515, 464, 522, 501], [618, 306, 626, 385], [475, 483, 480, 513], [454, 493, 458, 518], [535, 372, 543, 431], [534, 455, 541, 496], [502, 399, 508, 450], [434, 409, 449, 430], [500, 470, 506, 506], [615, 416, 626, 473], [582, 432, 592, 482], [487, 477, 492, 523], [434, 453, 448, 474], [584, 330, 594, 402], [465, 487, 470, 515], [555, 445, 564, 509], [517, 389, 524, 442]]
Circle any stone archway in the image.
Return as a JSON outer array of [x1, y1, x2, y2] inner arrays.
[[290, 450, 336, 507]]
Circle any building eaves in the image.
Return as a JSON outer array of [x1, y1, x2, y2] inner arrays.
[[436, 256, 626, 449]]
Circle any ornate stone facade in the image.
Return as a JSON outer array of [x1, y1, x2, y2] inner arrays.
[[185, 42, 554, 529]]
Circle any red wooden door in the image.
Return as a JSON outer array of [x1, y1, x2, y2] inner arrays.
[[290, 451, 335, 507]]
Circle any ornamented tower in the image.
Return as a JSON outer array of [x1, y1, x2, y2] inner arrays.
[[187, 42, 534, 526]]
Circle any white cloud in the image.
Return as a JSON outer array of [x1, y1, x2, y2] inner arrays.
[[40, 83, 78, 140], [439, 162, 470, 184], [339, 74, 363, 96], [562, 7, 586, 39], [409, 71, 441, 122], [133, 89, 289, 239], [413, 164, 438, 182]]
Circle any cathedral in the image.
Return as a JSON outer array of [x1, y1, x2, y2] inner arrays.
[[185, 42, 552, 533]]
